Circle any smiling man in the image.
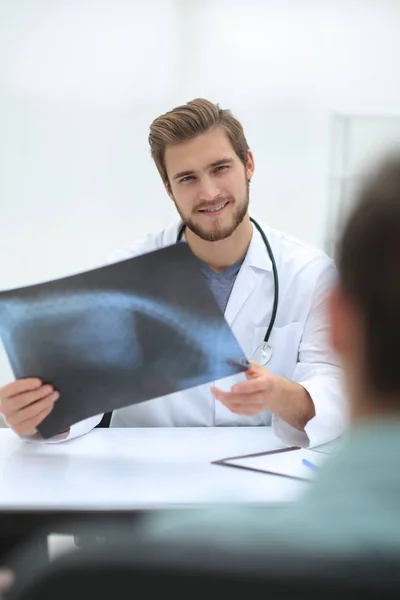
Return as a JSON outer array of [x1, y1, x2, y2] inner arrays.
[[0, 98, 346, 448]]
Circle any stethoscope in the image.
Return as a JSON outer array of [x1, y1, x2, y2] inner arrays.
[[176, 216, 279, 366]]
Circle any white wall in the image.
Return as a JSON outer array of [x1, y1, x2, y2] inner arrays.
[[188, 0, 400, 249], [1, 0, 400, 388]]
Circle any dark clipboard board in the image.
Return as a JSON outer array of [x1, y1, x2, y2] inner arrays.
[[212, 446, 314, 482]]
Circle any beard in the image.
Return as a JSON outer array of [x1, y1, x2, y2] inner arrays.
[[173, 180, 250, 242]]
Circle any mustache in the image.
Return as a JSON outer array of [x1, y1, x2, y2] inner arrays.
[[194, 197, 232, 212]]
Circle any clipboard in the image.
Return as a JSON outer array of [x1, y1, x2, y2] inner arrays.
[[212, 446, 331, 482]]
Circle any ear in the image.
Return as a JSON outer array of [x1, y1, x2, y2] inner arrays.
[[328, 287, 341, 354], [328, 285, 357, 356], [246, 150, 255, 181]]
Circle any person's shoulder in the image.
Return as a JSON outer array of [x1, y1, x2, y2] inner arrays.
[[105, 220, 181, 265]]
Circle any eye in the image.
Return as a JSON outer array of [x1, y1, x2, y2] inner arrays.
[[214, 165, 229, 173], [179, 175, 195, 184]]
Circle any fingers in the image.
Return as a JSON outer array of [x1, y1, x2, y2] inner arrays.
[[14, 391, 59, 423], [0, 378, 42, 399], [219, 400, 264, 416], [211, 386, 268, 405], [0, 379, 60, 436], [243, 360, 274, 381], [212, 364, 276, 399], [6, 384, 56, 411], [246, 360, 265, 374], [231, 378, 274, 395], [212, 385, 267, 416], [15, 400, 56, 436]]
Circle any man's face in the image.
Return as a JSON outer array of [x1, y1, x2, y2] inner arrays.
[[164, 127, 255, 242]]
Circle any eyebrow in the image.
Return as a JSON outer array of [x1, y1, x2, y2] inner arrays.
[[172, 158, 234, 181]]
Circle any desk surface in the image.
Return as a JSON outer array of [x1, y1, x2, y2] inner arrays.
[[0, 427, 321, 511]]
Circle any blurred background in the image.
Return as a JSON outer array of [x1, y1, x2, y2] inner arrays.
[[1, 0, 400, 390]]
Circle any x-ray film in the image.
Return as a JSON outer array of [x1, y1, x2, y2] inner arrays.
[[0, 243, 249, 438]]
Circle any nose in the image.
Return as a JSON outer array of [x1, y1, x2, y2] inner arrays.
[[198, 175, 221, 202]]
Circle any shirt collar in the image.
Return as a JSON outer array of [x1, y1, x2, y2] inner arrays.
[[176, 218, 273, 272]]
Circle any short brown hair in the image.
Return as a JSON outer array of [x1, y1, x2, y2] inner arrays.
[[336, 152, 400, 395], [148, 98, 249, 184]]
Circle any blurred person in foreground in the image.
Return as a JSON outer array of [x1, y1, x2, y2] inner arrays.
[[138, 152, 400, 555]]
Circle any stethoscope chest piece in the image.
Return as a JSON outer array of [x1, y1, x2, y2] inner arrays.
[[260, 342, 273, 366]]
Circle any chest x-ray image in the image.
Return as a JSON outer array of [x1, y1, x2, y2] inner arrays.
[[0, 244, 248, 438]]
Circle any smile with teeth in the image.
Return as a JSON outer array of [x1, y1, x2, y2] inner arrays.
[[199, 201, 228, 214]]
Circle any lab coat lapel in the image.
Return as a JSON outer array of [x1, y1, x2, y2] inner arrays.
[[224, 222, 272, 326], [224, 264, 259, 326]]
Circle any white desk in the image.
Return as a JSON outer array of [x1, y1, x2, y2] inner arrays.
[[0, 427, 317, 511]]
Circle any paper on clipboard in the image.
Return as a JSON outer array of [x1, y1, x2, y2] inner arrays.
[[214, 447, 331, 482]]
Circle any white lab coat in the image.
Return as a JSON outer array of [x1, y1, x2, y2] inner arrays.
[[44, 218, 348, 448]]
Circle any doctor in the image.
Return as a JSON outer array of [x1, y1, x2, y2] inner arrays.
[[0, 98, 346, 448]]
